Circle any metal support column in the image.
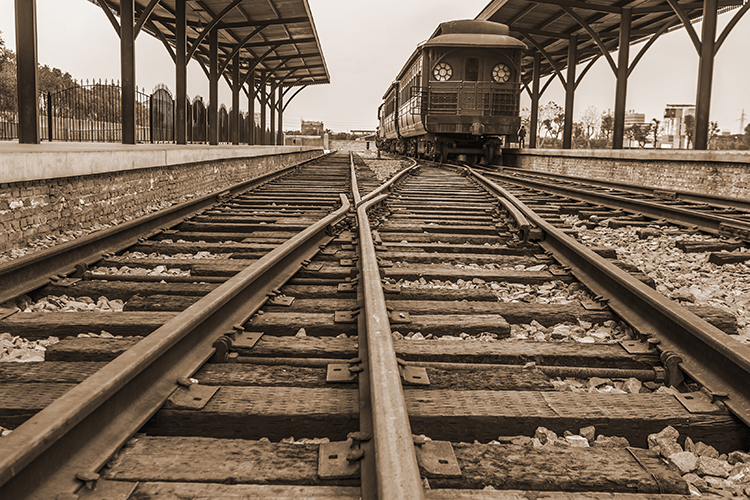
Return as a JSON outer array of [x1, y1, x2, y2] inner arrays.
[[694, 0, 718, 150], [269, 83, 276, 146], [14, 0, 40, 144], [175, 0, 187, 144], [259, 73, 267, 145], [562, 34, 577, 149], [231, 53, 240, 145], [277, 86, 284, 145], [613, 8, 631, 149], [121, 0, 136, 144], [208, 27, 219, 145], [248, 72, 255, 145], [529, 52, 541, 149]]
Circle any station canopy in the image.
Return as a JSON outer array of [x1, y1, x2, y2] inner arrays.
[[476, 0, 746, 84], [91, 0, 330, 87]]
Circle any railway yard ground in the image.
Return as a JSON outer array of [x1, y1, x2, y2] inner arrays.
[[1, 146, 750, 499]]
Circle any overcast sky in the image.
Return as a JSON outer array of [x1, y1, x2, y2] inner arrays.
[[1, 0, 749, 133]]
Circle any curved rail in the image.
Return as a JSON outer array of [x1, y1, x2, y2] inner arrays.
[[463, 167, 531, 243], [466, 166, 750, 428], [356, 186, 425, 498], [497, 165, 750, 212], [0, 152, 329, 305], [485, 169, 750, 240], [0, 193, 350, 499], [357, 156, 418, 208]]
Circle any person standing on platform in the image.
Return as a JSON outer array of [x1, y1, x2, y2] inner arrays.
[[518, 126, 526, 148]]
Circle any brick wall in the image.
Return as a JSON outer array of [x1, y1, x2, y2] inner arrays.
[[0, 150, 320, 252], [502, 150, 750, 201]]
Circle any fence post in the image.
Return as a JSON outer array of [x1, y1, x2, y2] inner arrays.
[[47, 92, 52, 141], [149, 94, 154, 144]]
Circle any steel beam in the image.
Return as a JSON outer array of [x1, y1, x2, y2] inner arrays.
[[175, 0, 187, 144], [270, 83, 276, 145], [530, 52, 541, 149], [694, 0, 717, 150], [562, 34, 577, 149], [209, 27, 219, 145], [259, 73, 267, 145], [121, 0, 136, 144], [248, 72, 256, 145], [613, 8, 631, 150], [14, 0, 40, 144], [232, 53, 240, 145], [277, 85, 284, 145]]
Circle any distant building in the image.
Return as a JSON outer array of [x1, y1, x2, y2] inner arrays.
[[661, 104, 695, 149], [623, 110, 651, 148], [301, 119, 324, 136]]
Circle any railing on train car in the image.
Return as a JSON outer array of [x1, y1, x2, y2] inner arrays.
[[412, 82, 520, 117]]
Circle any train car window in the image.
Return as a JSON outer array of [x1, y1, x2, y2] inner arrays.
[[465, 58, 479, 82], [492, 64, 511, 83], [433, 63, 452, 81]]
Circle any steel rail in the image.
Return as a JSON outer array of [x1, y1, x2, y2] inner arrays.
[[357, 156, 418, 208], [356, 184, 425, 498], [484, 169, 750, 239], [0, 152, 327, 305], [0, 194, 350, 499], [461, 167, 532, 243], [466, 166, 750, 428], [496, 165, 750, 212]]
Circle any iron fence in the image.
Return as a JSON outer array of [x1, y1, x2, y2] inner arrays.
[[0, 82, 256, 144]]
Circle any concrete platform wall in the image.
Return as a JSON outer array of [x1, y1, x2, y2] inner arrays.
[[502, 149, 750, 201], [0, 148, 321, 252]]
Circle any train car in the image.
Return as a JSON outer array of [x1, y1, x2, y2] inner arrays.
[[377, 19, 526, 164]]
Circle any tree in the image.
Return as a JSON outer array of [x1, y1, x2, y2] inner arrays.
[[683, 114, 695, 148], [708, 121, 720, 149], [0, 31, 17, 119], [651, 118, 661, 148], [626, 123, 652, 148], [578, 106, 599, 148], [537, 101, 564, 147], [743, 123, 750, 149], [600, 111, 614, 143]]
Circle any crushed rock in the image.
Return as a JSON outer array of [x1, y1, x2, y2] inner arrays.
[[0, 332, 59, 362], [561, 215, 750, 344]]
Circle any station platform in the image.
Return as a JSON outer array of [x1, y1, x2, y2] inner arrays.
[[0, 142, 321, 184]]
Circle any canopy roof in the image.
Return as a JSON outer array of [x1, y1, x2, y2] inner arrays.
[[476, 0, 745, 84], [92, 0, 330, 87]]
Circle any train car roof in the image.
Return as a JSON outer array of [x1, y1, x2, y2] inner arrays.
[[423, 20, 526, 49], [382, 19, 526, 100]]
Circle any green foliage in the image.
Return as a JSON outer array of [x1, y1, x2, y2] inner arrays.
[[600, 112, 613, 141], [0, 31, 17, 119], [625, 123, 653, 148], [683, 114, 695, 148]]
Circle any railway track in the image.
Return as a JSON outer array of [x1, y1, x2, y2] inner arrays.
[[1, 152, 750, 499]]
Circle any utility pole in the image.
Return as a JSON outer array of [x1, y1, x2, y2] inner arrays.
[[739, 109, 747, 134]]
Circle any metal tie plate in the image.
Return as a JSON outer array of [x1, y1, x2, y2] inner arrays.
[[167, 384, 219, 410], [76, 479, 138, 500], [305, 262, 324, 271], [233, 331, 263, 349], [674, 392, 720, 413], [327, 364, 357, 383], [619, 339, 654, 354], [400, 366, 429, 386], [268, 295, 295, 306], [415, 441, 462, 477], [389, 310, 411, 323], [337, 282, 356, 292], [318, 441, 361, 479], [334, 310, 359, 323]]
